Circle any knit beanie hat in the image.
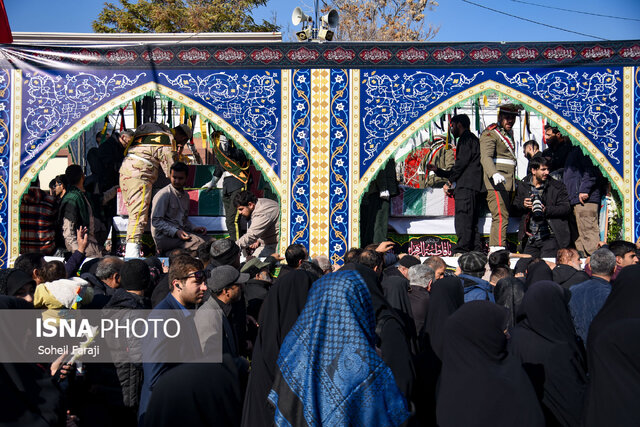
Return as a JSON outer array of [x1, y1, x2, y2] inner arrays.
[[399, 255, 421, 268], [120, 259, 150, 291]]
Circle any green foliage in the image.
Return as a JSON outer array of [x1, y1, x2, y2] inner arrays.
[[607, 191, 623, 242], [93, 0, 279, 33]]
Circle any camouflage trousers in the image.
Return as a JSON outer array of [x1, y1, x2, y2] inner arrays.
[[120, 156, 158, 244], [119, 145, 174, 244]]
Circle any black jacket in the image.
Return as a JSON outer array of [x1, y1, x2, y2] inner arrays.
[[366, 158, 399, 197], [513, 175, 571, 250], [103, 289, 148, 409], [542, 141, 573, 175], [553, 264, 591, 289], [435, 129, 483, 192]]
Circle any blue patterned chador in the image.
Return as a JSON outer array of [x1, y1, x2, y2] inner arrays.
[[268, 270, 410, 426]]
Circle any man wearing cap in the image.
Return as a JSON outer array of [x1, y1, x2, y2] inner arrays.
[[120, 122, 192, 258], [208, 238, 242, 269], [456, 251, 494, 302], [151, 161, 207, 255], [203, 132, 251, 241], [195, 265, 249, 359], [480, 103, 522, 252]]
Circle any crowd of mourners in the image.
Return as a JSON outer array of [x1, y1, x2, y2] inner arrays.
[[1, 232, 639, 427]]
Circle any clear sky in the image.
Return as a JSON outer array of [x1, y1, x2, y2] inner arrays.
[[5, 0, 640, 42]]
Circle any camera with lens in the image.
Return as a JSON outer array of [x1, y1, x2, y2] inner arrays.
[[530, 194, 544, 219]]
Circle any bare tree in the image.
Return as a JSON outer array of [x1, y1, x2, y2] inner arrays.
[[325, 0, 439, 41]]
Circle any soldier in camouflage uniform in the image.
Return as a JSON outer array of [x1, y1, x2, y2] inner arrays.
[[479, 104, 522, 252], [418, 136, 455, 188], [119, 123, 191, 257]]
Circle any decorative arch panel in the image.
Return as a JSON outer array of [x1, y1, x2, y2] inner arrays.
[[0, 41, 638, 265]]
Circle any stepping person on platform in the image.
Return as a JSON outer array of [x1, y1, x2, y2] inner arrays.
[[120, 122, 191, 258], [480, 103, 522, 252], [428, 114, 484, 254], [151, 161, 206, 255]]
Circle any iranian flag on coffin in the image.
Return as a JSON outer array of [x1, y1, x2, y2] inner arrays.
[[117, 165, 225, 216], [117, 188, 225, 216], [391, 185, 455, 216]]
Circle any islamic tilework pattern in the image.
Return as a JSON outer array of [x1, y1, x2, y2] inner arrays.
[[290, 69, 311, 248], [634, 67, 640, 242], [0, 70, 10, 267], [496, 68, 624, 175], [158, 70, 281, 176], [329, 69, 349, 265], [21, 71, 146, 177], [310, 70, 331, 256], [359, 70, 484, 178]]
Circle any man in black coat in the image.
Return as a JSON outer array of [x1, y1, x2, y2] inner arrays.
[[430, 114, 484, 254], [553, 248, 590, 289], [513, 156, 571, 258], [542, 125, 573, 179]]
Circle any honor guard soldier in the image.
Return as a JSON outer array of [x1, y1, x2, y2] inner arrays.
[[120, 123, 192, 258], [480, 103, 522, 252]]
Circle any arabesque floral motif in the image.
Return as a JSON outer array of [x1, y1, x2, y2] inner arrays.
[[158, 70, 281, 172], [496, 68, 623, 170], [290, 69, 311, 247]]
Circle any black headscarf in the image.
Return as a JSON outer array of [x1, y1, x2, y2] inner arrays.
[[494, 277, 526, 330], [584, 264, 640, 427], [584, 318, 640, 427], [425, 276, 464, 358], [382, 275, 418, 354], [413, 276, 463, 427], [510, 281, 587, 427], [143, 355, 242, 427], [436, 301, 544, 427], [525, 260, 553, 288], [587, 263, 640, 344], [241, 269, 315, 427]]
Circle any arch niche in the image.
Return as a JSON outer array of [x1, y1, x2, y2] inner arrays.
[[351, 79, 633, 248], [10, 82, 287, 262]]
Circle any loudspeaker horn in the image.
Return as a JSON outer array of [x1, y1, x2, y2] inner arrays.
[[320, 10, 339, 28], [292, 7, 312, 26]]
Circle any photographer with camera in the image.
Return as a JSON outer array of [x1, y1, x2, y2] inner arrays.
[[514, 156, 571, 258]]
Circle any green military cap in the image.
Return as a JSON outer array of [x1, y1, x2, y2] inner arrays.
[[498, 103, 524, 115]]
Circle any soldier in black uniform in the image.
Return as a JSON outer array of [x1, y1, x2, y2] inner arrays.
[[429, 114, 484, 254]]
